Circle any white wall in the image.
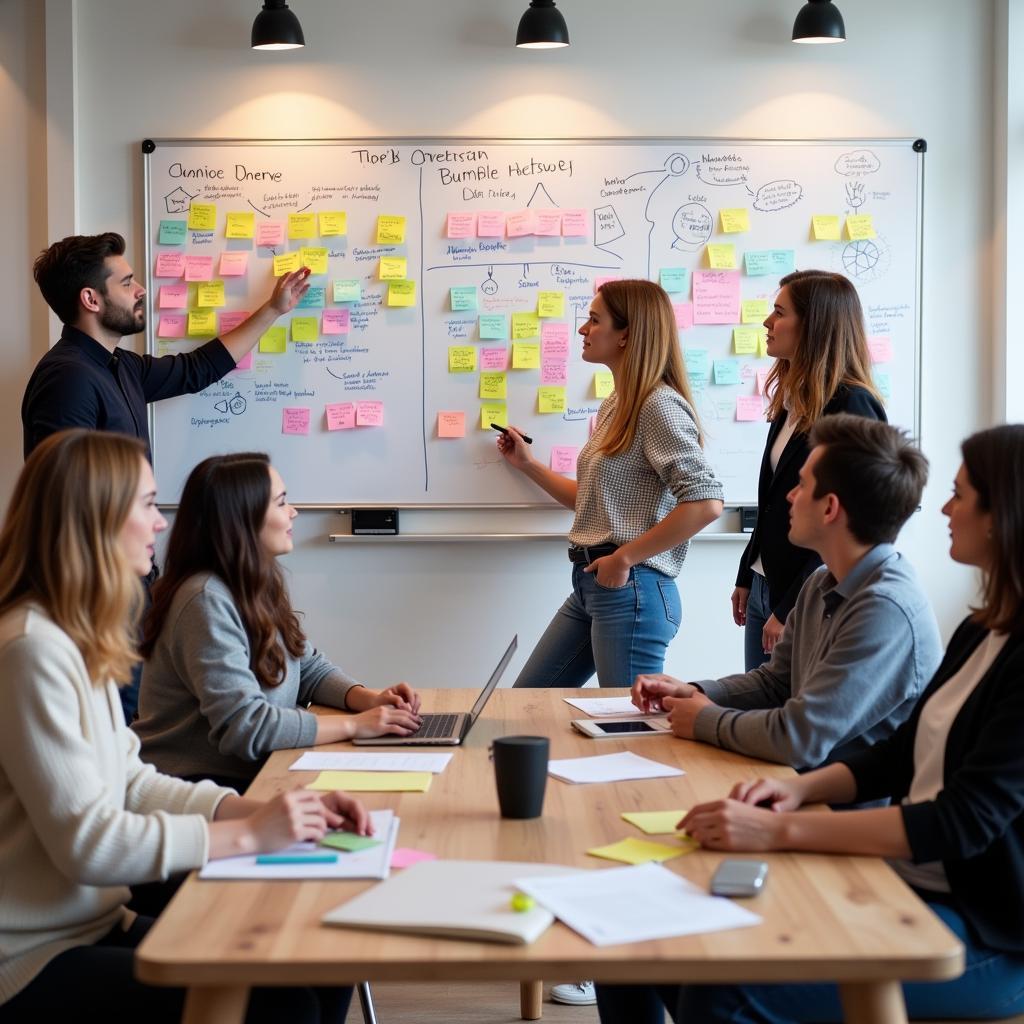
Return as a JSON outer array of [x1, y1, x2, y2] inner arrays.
[[5, 0, 998, 686]]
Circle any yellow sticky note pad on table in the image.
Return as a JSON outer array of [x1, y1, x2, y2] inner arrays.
[[479, 372, 507, 399], [448, 346, 477, 373], [288, 213, 316, 239], [512, 343, 541, 369], [187, 203, 216, 231], [388, 280, 416, 307], [511, 312, 541, 339], [594, 371, 614, 398], [845, 214, 876, 240], [537, 386, 567, 413], [376, 215, 407, 245], [195, 281, 226, 308], [380, 256, 407, 280], [621, 810, 689, 835], [481, 402, 507, 429], [291, 317, 319, 342], [733, 327, 765, 355], [273, 251, 302, 276], [706, 243, 737, 269], [536, 291, 565, 318], [587, 837, 689, 865], [812, 215, 841, 241], [300, 247, 329, 274], [225, 211, 255, 239], [719, 208, 750, 233], [306, 771, 432, 793], [741, 299, 770, 324], [259, 326, 287, 353], [187, 310, 217, 337], [318, 211, 347, 236]]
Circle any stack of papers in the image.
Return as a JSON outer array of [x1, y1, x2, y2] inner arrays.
[[548, 751, 684, 784], [290, 751, 453, 773], [563, 695, 643, 717]]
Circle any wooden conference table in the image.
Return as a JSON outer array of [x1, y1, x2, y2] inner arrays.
[[136, 689, 964, 1024]]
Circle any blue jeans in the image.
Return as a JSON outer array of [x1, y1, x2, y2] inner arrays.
[[513, 564, 681, 688], [743, 573, 772, 672], [596, 902, 1024, 1023]]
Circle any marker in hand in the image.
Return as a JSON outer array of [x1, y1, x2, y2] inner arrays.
[[492, 423, 533, 445]]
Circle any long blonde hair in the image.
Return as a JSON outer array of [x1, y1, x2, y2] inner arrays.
[[764, 270, 881, 432], [596, 280, 703, 456], [0, 429, 145, 684]]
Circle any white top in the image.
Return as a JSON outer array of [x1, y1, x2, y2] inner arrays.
[[750, 409, 799, 578]]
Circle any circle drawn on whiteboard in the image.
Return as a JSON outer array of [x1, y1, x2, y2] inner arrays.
[[664, 153, 690, 177], [481, 267, 498, 296], [837, 236, 891, 284], [671, 203, 713, 251], [214, 392, 247, 416]]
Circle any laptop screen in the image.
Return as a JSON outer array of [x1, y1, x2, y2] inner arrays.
[[467, 635, 518, 725]]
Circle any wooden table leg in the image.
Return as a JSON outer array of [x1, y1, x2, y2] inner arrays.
[[838, 980, 908, 1024], [520, 980, 543, 1020], [182, 985, 249, 1024]]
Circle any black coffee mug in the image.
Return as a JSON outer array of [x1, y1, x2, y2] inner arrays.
[[492, 735, 549, 819]]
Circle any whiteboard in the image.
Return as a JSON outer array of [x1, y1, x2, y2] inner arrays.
[[143, 138, 922, 506]]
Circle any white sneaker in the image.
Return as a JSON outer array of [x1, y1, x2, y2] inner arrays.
[[550, 981, 596, 1006]]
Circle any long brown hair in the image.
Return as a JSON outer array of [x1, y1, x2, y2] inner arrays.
[[141, 453, 305, 686], [961, 425, 1024, 634], [764, 270, 881, 432], [0, 429, 144, 684], [595, 279, 703, 456]]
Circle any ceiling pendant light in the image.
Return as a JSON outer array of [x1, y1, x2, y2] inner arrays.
[[516, 0, 570, 49], [251, 0, 305, 51], [792, 0, 846, 44]]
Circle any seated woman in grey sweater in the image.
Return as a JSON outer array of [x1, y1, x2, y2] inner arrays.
[[134, 452, 422, 788]]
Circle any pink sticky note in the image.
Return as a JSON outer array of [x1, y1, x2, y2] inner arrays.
[[736, 395, 765, 422], [282, 407, 311, 435], [232, 351, 254, 372], [594, 275, 622, 292], [673, 302, 694, 331], [157, 314, 186, 338], [391, 847, 437, 869], [692, 270, 741, 325], [437, 411, 466, 438], [356, 401, 384, 427], [480, 347, 509, 371], [561, 209, 588, 237], [867, 335, 892, 363], [550, 446, 579, 474], [533, 210, 562, 236], [541, 360, 568, 386], [218, 310, 251, 333], [322, 308, 351, 335], [541, 322, 571, 360], [756, 367, 771, 396], [256, 221, 285, 247], [505, 210, 535, 238], [184, 255, 214, 282], [219, 252, 249, 277], [154, 252, 185, 278], [446, 212, 476, 239], [158, 284, 188, 309], [325, 402, 356, 431], [476, 211, 506, 237]]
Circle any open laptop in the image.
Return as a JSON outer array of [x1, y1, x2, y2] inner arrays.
[[353, 635, 517, 747]]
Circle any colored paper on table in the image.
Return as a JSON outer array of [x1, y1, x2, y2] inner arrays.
[[288, 212, 316, 239], [325, 402, 356, 430], [219, 311, 251, 334], [693, 270, 741, 324], [376, 215, 407, 245], [706, 243, 737, 270], [157, 314, 186, 338], [812, 214, 841, 241], [587, 837, 688, 865], [673, 302, 694, 331], [505, 210, 534, 237], [256, 221, 285, 247], [541, 321, 570, 359], [660, 267, 689, 294], [719, 207, 750, 233], [479, 372, 507, 399], [154, 251, 185, 278], [534, 210, 562, 236], [259, 327, 287, 353], [187, 202, 216, 231], [158, 284, 188, 309], [437, 411, 465, 438], [187, 310, 217, 337], [450, 286, 477, 312], [480, 402, 506, 429], [318, 211, 347, 236], [756, 367, 771, 396], [713, 359, 741, 385], [233, 351, 253, 371], [480, 347, 508, 371], [184, 255, 214, 281], [225, 211, 255, 239], [322, 308, 350, 334], [282, 407, 311, 435], [512, 342, 541, 369], [334, 279, 362, 303], [448, 346, 476, 373], [845, 214, 876, 240], [300, 247, 329, 274], [594, 371, 614, 398], [550, 446, 578, 474], [387, 280, 416, 307], [307, 771, 430, 792], [867, 335, 892, 363], [291, 317, 318, 342], [298, 286, 326, 308], [511, 313, 541, 340], [219, 252, 249, 277], [479, 314, 508, 340], [741, 299, 770, 324], [744, 249, 795, 277], [356, 401, 384, 427], [320, 832, 383, 853], [536, 291, 565, 318], [476, 211, 506, 237], [379, 256, 407, 280], [621, 810, 689, 835], [537, 386, 567, 414], [195, 281, 226, 308], [391, 847, 437, 869], [733, 327, 763, 355], [684, 348, 710, 380], [561, 209, 588, 236], [273, 251, 302, 276], [158, 219, 187, 245], [736, 395, 765, 421], [446, 212, 476, 239]]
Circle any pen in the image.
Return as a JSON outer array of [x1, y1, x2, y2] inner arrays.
[[491, 423, 533, 445], [255, 852, 339, 865]]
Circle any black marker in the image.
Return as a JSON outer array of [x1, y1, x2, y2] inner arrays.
[[491, 423, 533, 445]]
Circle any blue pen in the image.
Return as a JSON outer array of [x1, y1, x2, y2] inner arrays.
[[255, 852, 339, 865]]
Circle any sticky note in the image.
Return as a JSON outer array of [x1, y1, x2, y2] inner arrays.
[[587, 837, 689, 865], [744, 249, 796, 277], [594, 371, 615, 398], [233, 351, 253, 371], [660, 267, 689, 294], [741, 299, 771, 324], [536, 291, 565, 318], [187, 203, 216, 231], [758, 335, 769, 359], [273, 251, 302, 276], [157, 314, 186, 338], [736, 395, 765, 421], [387, 280, 416, 307], [868, 335, 892, 363], [733, 327, 764, 355], [756, 367, 771, 396], [183, 255, 214, 282], [511, 312, 541, 340], [158, 220, 187, 245], [479, 314, 508, 341], [195, 281, 226, 308], [537, 386, 567, 414], [298, 286, 326, 308], [291, 317, 318, 342], [288, 213, 316, 239], [476, 211, 506, 237], [446, 212, 476, 239], [187, 310, 217, 337], [541, 361, 568, 387], [505, 210, 534, 238], [693, 270, 741, 325], [594, 276, 622, 292], [684, 348, 710, 380], [219, 311, 251, 334], [318, 211, 347, 236], [158, 284, 188, 309], [673, 303, 694, 331], [534, 210, 562, 236], [306, 770, 427, 791], [225, 212, 255, 239], [282, 407, 311, 435], [333, 279, 361, 303], [356, 401, 384, 427], [322, 308, 350, 334], [325, 402, 356, 430], [541, 322, 571, 360], [719, 208, 751, 233], [376, 215, 407, 245], [259, 326, 287, 353], [219, 252, 249, 277], [550, 446, 579, 474], [480, 402, 507, 429], [448, 346, 477, 373], [479, 372, 507, 399], [379, 256, 407, 280], [845, 214, 876, 240], [561, 209, 588, 237], [320, 832, 382, 852], [812, 215, 841, 241], [874, 371, 891, 400], [706, 243, 737, 270], [300, 247, 329, 274], [391, 847, 437, 869], [512, 342, 541, 369], [450, 286, 477, 312], [480, 347, 508, 371], [256, 221, 285, 247], [621, 810, 689, 835], [437, 411, 466, 438], [714, 359, 741, 385]]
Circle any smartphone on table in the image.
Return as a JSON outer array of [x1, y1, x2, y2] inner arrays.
[[710, 859, 769, 897]]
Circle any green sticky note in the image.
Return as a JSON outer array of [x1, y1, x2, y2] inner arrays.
[[659, 267, 689, 294], [744, 249, 795, 277], [450, 286, 478, 312], [259, 326, 287, 353], [333, 279, 362, 303], [319, 831, 383, 853], [158, 220, 187, 245], [713, 359, 741, 385], [479, 314, 508, 340], [297, 286, 326, 308], [291, 317, 319, 342]]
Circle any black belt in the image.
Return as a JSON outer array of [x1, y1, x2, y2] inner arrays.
[[568, 543, 619, 565]]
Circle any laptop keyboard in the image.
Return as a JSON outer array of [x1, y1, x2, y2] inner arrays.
[[413, 713, 460, 739]]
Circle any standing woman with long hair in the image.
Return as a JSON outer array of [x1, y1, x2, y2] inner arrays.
[[733, 270, 885, 670], [498, 279, 723, 689]]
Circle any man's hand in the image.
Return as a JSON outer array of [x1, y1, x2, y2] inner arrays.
[[662, 690, 714, 739], [631, 673, 698, 713]]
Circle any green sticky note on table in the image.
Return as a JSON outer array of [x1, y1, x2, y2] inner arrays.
[[620, 810, 689, 835], [320, 831, 383, 853], [587, 837, 690, 865], [306, 771, 432, 792], [158, 220, 187, 245]]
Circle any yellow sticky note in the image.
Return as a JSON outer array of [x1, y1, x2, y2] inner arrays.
[[733, 327, 764, 355], [512, 342, 541, 369], [479, 372, 507, 399], [388, 280, 416, 307], [594, 371, 615, 398], [186, 310, 217, 337], [741, 299, 770, 324], [537, 386, 567, 414], [259, 326, 287, 353], [195, 280, 226, 308], [291, 316, 319, 342], [845, 214, 876, 240], [719, 208, 750, 233], [706, 243, 737, 270], [288, 212, 316, 239], [511, 312, 541, 339], [481, 402, 507, 429], [536, 291, 565, 318], [758, 335, 769, 359], [812, 215, 841, 241], [448, 346, 477, 373], [376, 215, 407, 245], [587, 837, 689, 865], [225, 211, 255, 239], [318, 211, 347, 236], [620, 810, 690, 835], [380, 256, 407, 281], [305, 771, 432, 793], [273, 251, 302, 276], [300, 247, 329, 274], [187, 202, 216, 231]]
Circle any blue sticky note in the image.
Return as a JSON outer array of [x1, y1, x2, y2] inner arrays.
[[159, 220, 187, 245], [479, 314, 508, 340], [744, 249, 796, 277], [659, 267, 690, 294], [713, 359, 741, 385], [684, 348, 709, 380], [297, 286, 326, 308], [333, 279, 362, 303], [874, 370, 891, 399], [450, 286, 478, 312]]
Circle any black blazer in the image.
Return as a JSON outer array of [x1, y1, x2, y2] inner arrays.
[[844, 619, 1024, 955], [735, 384, 885, 623]]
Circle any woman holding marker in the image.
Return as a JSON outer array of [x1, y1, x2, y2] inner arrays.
[[135, 452, 422, 789], [498, 279, 723, 689], [0, 430, 366, 1022], [733, 270, 884, 669]]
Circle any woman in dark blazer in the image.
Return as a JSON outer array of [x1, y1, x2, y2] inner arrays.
[[734, 271, 885, 669]]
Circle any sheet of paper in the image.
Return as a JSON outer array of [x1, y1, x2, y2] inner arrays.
[[547, 751, 684, 785], [225, 211, 255, 239], [562, 695, 643, 717], [587, 837, 689, 865], [437, 411, 466, 438], [515, 862, 761, 947], [376, 214, 407, 244], [391, 847, 437, 869], [290, 751, 454, 773], [288, 212, 316, 239], [306, 770, 431, 792], [319, 211, 347, 236], [187, 202, 216, 230], [255, 221, 284, 247], [620, 810, 690, 835], [325, 402, 356, 430]]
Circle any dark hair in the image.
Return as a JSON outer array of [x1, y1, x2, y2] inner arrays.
[[961, 424, 1024, 634], [33, 232, 126, 325], [808, 413, 928, 545], [141, 453, 305, 686]]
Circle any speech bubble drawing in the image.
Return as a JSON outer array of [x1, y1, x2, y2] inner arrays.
[[671, 203, 714, 249], [752, 180, 804, 212]]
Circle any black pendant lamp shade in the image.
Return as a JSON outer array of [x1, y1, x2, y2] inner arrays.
[[251, 0, 305, 50], [516, 0, 570, 49], [792, 0, 846, 44]]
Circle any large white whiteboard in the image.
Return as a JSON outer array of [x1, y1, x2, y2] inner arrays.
[[143, 138, 922, 506]]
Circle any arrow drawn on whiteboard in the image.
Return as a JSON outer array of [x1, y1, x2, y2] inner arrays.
[[247, 199, 271, 217]]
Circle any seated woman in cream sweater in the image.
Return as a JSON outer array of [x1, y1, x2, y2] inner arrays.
[[0, 429, 369, 1022]]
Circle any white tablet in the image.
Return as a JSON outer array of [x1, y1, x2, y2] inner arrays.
[[570, 716, 672, 739]]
